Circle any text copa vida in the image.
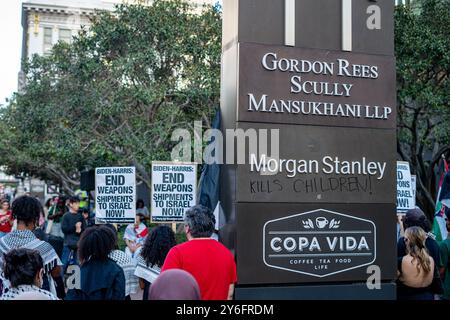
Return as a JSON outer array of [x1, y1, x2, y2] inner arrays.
[[269, 235, 370, 253], [269, 234, 371, 270]]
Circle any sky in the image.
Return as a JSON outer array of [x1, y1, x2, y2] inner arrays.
[[0, 0, 23, 106]]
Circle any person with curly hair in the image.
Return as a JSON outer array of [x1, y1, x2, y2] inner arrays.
[[0, 196, 62, 298], [134, 225, 176, 300], [1, 248, 58, 300], [65, 225, 125, 300]]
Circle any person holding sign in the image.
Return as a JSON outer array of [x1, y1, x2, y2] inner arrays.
[[161, 205, 237, 300], [124, 213, 148, 263]]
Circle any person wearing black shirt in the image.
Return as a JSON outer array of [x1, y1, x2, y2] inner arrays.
[[397, 208, 440, 264], [65, 226, 125, 300], [61, 196, 86, 274]]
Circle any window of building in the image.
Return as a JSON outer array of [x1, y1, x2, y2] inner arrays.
[[396, 0, 413, 5], [43, 27, 53, 55], [58, 28, 72, 44]]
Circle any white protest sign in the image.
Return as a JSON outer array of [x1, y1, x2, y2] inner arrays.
[[95, 167, 136, 224], [397, 161, 414, 213], [151, 162, 197, 223]]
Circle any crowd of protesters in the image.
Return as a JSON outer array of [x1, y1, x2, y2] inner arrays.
[[2, 190, 450, 300], [0, 194, 237, 300]]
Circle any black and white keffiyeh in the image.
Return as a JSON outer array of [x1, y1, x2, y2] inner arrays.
[[0, 230, 62, 297], [1, 284, 58, 300], [134, 254, 161, 284], [0, 230, 62, 273], [109, 250, 139, 296]]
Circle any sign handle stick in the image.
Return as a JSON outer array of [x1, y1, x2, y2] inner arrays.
[[172, 223, 176, 233]]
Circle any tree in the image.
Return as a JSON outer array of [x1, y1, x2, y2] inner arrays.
[[395, 0, 450, 219], [0, 0, 222, 193]]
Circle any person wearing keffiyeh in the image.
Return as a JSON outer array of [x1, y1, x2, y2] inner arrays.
[[124, 213, 148, 264], [103, 224, 139, 299], [0, 196, 62, 298], [1, 248, 58, 300]]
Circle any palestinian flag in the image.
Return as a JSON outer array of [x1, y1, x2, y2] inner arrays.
[[432, 157, 449, 242]]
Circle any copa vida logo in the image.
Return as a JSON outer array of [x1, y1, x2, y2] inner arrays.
[[263, 209, 376, 277]]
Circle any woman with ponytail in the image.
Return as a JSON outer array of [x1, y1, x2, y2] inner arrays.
[[397, 226, 437, 300]]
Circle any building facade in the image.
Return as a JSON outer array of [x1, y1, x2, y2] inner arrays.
[[16, 0, 216, 199], [19, 0, 216, 90]]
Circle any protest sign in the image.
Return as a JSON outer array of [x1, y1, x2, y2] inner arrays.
[[397, 161, 414, 213], [151, 162, 197, 223], [95, 167, 136, 224]]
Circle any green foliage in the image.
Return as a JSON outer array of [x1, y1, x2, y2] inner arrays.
[[175, 230, 187, 244], [395, 0, 450, 217], [0, 0, 221, 193], [2, 0, 447, 222]]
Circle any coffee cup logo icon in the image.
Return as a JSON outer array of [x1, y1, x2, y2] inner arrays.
[[316, 217, 329, 229]]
